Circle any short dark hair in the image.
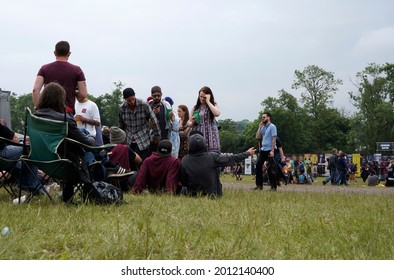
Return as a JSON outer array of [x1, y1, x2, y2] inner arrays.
[[123, 88, 135, 99], [151, 86, 162, 94], [55, 41, 70, 56]]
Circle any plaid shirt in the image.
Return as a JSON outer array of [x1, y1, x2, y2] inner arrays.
[[118, 98, 160, 150]]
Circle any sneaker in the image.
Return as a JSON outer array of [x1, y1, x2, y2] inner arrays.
[[107, 165, 134, 178], [45, 182, 60, 192], [13, 195, 26, 205], [252, 185, 263, 190], [322, 181, 327, 185]]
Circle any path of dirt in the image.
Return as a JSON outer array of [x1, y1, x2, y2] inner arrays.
[[222, 182, 394, 196]]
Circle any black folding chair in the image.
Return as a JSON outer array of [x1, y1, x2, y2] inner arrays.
[[0, 137, 24, 198]]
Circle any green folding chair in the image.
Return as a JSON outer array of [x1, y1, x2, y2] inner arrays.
[[0, 137, 24, 198], [20, 108, 115, 204]]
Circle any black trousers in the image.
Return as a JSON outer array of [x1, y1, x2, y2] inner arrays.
[[255, 150, 279, 189]]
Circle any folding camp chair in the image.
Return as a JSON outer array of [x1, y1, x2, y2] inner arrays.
[[0, 136, 24, 198], [20, 107, 115, 204]]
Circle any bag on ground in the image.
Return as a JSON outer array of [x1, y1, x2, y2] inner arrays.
[[84, 181, 124, 205]]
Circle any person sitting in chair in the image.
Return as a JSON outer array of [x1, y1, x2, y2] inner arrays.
[[34, 82, 97, 202], [1, 123, 42, 195]]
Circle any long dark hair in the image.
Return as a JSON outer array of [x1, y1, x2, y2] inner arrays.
[[36, 82, 66, 113], [193, 86, 216, 122], [178, 104, 189, 126]]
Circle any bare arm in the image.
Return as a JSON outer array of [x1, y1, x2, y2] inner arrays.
[[74, 114, 100, 126], [205, 97, 220, 117], [134, 153, 142, 165], [32, 76, 44, 107], [279, 147, 285, 162], [76, 80, 88, 99], [270, 135, 277, 157], [255, 122, 263, 140]]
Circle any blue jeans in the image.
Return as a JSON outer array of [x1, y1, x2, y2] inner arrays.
[[323, 170, 338, 184], [1, 145, 40, 188], [335, 170, 348, 185], [83, 151, 106, 181]]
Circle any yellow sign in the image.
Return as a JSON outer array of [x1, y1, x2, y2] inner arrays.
[[352, 154, 361, 177]]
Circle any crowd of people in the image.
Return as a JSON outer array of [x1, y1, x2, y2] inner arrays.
[[361, 159, 394, 186], [2, 40, 393, 205], [1, 40, 257, 203]]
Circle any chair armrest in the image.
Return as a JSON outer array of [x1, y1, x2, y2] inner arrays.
[[0, 136, 25, 147], [64, 137, 115, 151]]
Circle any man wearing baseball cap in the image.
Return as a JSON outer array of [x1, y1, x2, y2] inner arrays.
[[133, 140, 180, 194]]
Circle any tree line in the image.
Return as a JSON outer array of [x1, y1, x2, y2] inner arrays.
[[9, 63, 394, 155]]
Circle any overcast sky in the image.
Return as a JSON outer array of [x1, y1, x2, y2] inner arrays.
[[1, 0, 393, 121]]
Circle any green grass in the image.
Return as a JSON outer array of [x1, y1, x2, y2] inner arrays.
[[1, 178, 393, 260]]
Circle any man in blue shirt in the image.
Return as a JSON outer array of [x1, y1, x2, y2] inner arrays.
[[254, 112, 277, 190]]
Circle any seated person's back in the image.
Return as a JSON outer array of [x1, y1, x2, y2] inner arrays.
[[133, 140, 180, 194], [367, 172, 378, 186], [108, 126, 141, 171]]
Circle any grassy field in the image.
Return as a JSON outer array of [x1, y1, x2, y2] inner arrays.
[[1, 175, 393, 260]]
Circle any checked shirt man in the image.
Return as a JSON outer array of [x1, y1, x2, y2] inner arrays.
[[119, 87, 160, 161]]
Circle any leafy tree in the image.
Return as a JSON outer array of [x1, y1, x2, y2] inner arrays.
[[261, 90, 310, 153], [219, 130, 238, 153], [317, 107, 351, 152], [10, 93, 34, 133], [292, 65, 343, 150], [218, 119, 237, 133], [236, 119, 250, 134], [292, 65, 343, 116], [94, 81, 125, 127], [239, 118, 261, 151], [349, 63, 394, 154]]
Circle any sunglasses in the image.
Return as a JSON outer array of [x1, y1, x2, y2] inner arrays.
[[152, 94, 161, 98]]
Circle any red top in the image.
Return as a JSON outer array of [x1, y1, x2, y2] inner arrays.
[[133, 152, 180, 194]]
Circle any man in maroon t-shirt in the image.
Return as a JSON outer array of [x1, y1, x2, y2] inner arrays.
[[32, 41, 87, 114]]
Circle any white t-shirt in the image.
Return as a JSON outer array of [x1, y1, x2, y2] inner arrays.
[[75, 99, 101, 137]]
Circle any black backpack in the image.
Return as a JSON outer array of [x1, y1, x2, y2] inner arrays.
[[84, 181, 124, 205]]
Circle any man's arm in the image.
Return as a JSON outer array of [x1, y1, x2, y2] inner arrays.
[[270, 135, 277, 156], [214, 147, 256, 167], [255, 122, 263, 140], [76, 81, 88, 99], [148, 105, 161, 143], [32, 76, 44, 108]]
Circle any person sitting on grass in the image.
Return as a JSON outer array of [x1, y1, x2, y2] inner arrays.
[[132, 140, 180, 194], [106, 126, 141, 191], [180, 131, 256, 197], [367, 171, 379, 186]]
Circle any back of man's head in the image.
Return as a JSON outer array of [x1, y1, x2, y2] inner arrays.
[[188, 132, 207, 154], [55, 41, 70, 56]]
